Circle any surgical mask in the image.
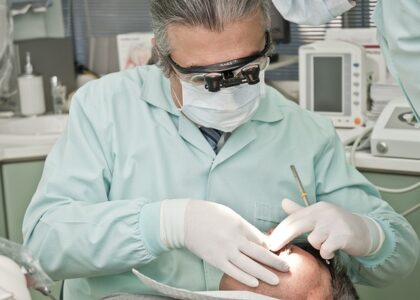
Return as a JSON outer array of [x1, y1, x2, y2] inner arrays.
[[272, 0, 355, 26], [175, 76, 263, 132]]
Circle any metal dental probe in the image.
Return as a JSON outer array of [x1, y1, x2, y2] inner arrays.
[[290, 165, 309, 207], [289, 165, 331, 265]]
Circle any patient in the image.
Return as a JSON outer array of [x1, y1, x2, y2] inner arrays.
[[104, 242, 358, 300], [220, 242, 359, 300]]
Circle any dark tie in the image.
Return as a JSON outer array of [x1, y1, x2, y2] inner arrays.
[[199, 127, 223, 153]]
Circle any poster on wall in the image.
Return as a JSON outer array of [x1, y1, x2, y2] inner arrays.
[[117, 32, 154, 70]]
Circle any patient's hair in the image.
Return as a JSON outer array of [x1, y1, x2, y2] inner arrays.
[[295, 242, 359, 300]]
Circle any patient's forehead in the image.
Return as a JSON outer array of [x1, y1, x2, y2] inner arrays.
[[275, 244, 332, 298], [278, 243, 331, 276]]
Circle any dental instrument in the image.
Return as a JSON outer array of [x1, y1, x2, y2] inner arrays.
[[290, 165, 310, 207]]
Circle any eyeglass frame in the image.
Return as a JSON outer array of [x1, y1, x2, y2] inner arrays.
[[165, 31, 272, 75]]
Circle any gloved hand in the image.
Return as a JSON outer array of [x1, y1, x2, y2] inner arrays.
[[267, 199, 385, 259], [160, 199, 289, 287]]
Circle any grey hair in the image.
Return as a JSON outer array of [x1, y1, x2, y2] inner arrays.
[[150, 0, 271, 76], [331, 256, 360, 300], [294, 242, 359, 300]]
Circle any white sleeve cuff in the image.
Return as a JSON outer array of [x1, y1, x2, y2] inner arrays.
[[325, 0, 356, 17], [160, 199, 191, 249], [363, 215, 386, 256]]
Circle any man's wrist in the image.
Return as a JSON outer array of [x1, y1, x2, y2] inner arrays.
[[139, 201, 168, 256], [160, 199, 191, 249]]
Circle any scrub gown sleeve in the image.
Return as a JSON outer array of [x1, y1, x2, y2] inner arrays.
[[313, 121, 419, 286], [22, 84, 167, 281], [374, 0, 420, 120], [272, 0, 355, 26]]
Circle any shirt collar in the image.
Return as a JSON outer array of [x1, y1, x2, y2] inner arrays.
[[139, 65, 180, 116], [251, 87, 284, 123]]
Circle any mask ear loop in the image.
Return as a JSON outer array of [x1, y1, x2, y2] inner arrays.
[[259, 56, 270, 98], [172, 89, 183, 110], [170, 74, 183, 111]]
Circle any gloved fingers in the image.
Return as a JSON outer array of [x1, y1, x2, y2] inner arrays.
[[319, 237, 339, 260], [230, 252, 279, 286], [222, 260, 260, 288], [267, 211, 315, 251], [245, 223, 271, 247], [307, 229, 329, 250], [281, 198, 304, 215], [239, 242, 289, 272]]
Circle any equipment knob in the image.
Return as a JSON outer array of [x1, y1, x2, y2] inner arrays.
[[376, 142, 388, 154]]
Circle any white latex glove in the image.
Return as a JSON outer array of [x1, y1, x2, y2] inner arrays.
[[267, 199, 385, 259], [160, 199, 289, 287]]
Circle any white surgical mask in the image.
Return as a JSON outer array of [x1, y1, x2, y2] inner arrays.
[[176, 78, 263, 132]]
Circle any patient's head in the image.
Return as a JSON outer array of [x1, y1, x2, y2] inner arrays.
[[219, 242, 358, 300]]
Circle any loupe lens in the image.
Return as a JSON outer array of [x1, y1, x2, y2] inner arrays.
[[242, 65, 260, 85], [190, 74, 206, 85], [205, 73, 222, 92]]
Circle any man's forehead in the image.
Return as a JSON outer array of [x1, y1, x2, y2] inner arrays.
[[167, 12, 266, 67]]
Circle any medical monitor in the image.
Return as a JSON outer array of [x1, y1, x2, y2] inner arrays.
[[299, 40, 367, 128], [313, 56, 344, 113]]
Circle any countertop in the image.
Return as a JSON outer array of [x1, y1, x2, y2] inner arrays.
[[0, 143, 56, 162], [1, 118, 419, 175], [0, 115, 66, 162], [345, 150, 420, 175]]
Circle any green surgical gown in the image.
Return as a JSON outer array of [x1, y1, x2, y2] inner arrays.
[[23, 66, 419, 299]]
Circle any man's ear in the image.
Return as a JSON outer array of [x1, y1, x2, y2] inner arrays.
[[151, 37, 164, 61], [151, 36, 173, 78]]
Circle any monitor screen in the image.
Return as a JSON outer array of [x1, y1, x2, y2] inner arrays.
[[269, 0, 290, 44], [313, 56, 343, 113]]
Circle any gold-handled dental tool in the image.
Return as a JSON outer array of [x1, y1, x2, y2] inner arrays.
[[290, 166, 330, 265], [290, 165, 310, 207]]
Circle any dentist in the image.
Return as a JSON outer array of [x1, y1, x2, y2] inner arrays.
[[22, 1, 418, 299]]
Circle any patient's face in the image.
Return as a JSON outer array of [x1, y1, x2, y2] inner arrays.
[[219, 244, 332, 300]]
